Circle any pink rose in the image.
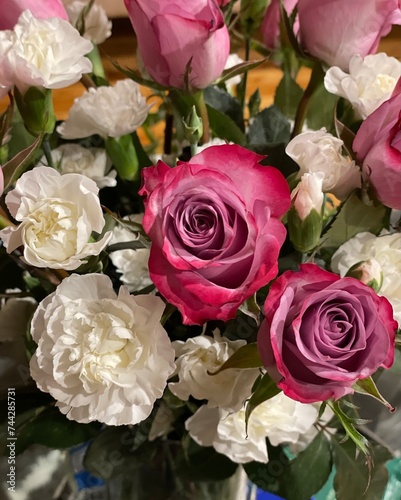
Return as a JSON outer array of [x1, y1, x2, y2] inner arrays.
[[261, 0, 298, 50], [124, 0, 230, 89], [298, 0, 401, 70], [139, 145, 291, 325], [353, 78, 401, 209], [0, 0, 68, 29], [257, 264, 396, 403], [217, 0, 231, 6]]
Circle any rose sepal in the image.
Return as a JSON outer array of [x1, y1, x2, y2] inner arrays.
[[14, 86, 56, 137], [287, 206, 323, 253]]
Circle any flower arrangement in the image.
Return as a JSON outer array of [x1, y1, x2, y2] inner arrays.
[[0, 0, 401, 499]]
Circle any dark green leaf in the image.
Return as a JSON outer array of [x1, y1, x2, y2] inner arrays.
[[204, 86, 244, 131], [245, 373, 281, 429], [274, 72, 303, 120], [176, 438, 238, 482], [208, 343, 262, 376], [206, 105, 246, 145], [14, 407, 101, 455], [248, 88, 261, 118], [321, 193, 387, 260], [332, 438, 392, 500], [283, 433, 332, 500], [111, 60, 171, 92], [306, 83, 339, 133], [248, 106, 291, 146], [218, 59, 266, 85]]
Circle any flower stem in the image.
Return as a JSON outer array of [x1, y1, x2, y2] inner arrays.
[[164, 113, 174, 155], [193, 90, 210, 145], [238, 35, 251, 112], [42, 138, 54, 168], [291, 62, 324, 138]]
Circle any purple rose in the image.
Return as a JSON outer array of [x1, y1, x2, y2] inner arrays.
[[257, 264, 396, 403]]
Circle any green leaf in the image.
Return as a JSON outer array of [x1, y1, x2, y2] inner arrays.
[[208, 343, 262, 376], [245, 373, 281, 429], [321, 193, 387, 260], [176, 438, 238, 482], [274, 72, 303, 120], [14, 407, 101, 455], [248, 106, 291, 146], [306, 83, 339, 133], [353, 377, 396, 413], [334, 101, 357, 160], [206, 105, 246, 145], [2, 133, 43, 188], [332, 439, 392, 500], [239, 294, 261, 326], [248, 88, 261, 118], [111, 59, 172, 92], [282, 433, 333, 500], [218, 59, 266, 85], [204, 86, 244, 131]]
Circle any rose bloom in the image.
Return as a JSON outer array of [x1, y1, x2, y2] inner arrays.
[[140, 144, 290, 325], [30, 273, 176, 425], [324, 53, 401, 119], [0, 166, 111, 270], [261, 0, 298, 50], [0, 0, 68, 29], [57, 79, 148, 139], [124, 0, 230, 89], [186, 393, 318, 464], [257, 264, 396, 403], [331, 232, 401, 327], [298, 0, 401, 70], [40, 144, 117, 189], [353, 78, 401, 210], [286, 128, 361, 200], [2, 10, 92, 94], [65, 0, 112, 45], [169, 330, 259, 411], [109, 214, 152, 293]]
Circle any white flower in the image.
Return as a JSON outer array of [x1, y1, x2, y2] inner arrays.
[[65, 0, 112, 45], [4, 10, 92, 94], [186, 393, 319, 464], [169, 330, 259, 412], [40, 144, 116, 189], [286, 128, 361, 200], [224, 53, 244, 91], [29, 273, 176, 425], [0, 166, 111, 270], [291, 172, 324, 220], [109, 214, 152, 292], [0, 31, 14, 99], [57, 79, 149, 139], [324, 53, 401, 119], [331, 231, 401, 326]]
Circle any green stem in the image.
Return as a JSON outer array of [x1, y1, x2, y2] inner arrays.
[[193, 90, 210, 145], [164, 113, 174, 155], [42, 138, 54, 168], [291, 62, 324, 138], [238, 36, 251, 112]]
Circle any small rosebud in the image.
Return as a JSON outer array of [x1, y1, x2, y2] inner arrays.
[[288, 173, 324, 253], [346, 259, 383, 293]]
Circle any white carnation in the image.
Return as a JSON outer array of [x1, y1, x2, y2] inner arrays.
[[40, 144, 116, 189], [286, 128, 361, 200], [57, 79, 149, 139], [186, 393, 319, 464], [4, 10, 92, 94], [291, 172, 324, 221], [324, 53, 401, 119], [169, 330, 259, 412], [30, 273, 176, 425], [109, 214, 152, 292], [65, 0, 112, 45], [0, 31, 14, 99], [0, 166, 111, 270], [331, 231, 401, 326]]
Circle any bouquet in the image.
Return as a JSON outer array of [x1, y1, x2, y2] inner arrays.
[[1, 0, 401, 498]]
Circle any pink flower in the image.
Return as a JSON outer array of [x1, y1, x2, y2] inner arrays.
[[124, 0, 230, 89], [0, 0, 68, 29], [139, 145, 291, 325], [298, 0, 401, 70], [217, 0, 231, 6], [257, 264, 396, 403], [353, 78, 401, 209], [261, 0, 298, 50]]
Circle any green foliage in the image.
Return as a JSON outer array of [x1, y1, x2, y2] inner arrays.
[[248, 106, 291, 146], [208, 343, 262, 376], [245, 373, 281, 429], [206, 105, 246, 145], [204, 86, 244, 131], [306, 83, 339, 133], [274, 71, 303, 120], [353, 377, 396, 413]]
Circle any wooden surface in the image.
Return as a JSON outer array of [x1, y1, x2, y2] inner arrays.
[[1, 20, 400, 127]]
